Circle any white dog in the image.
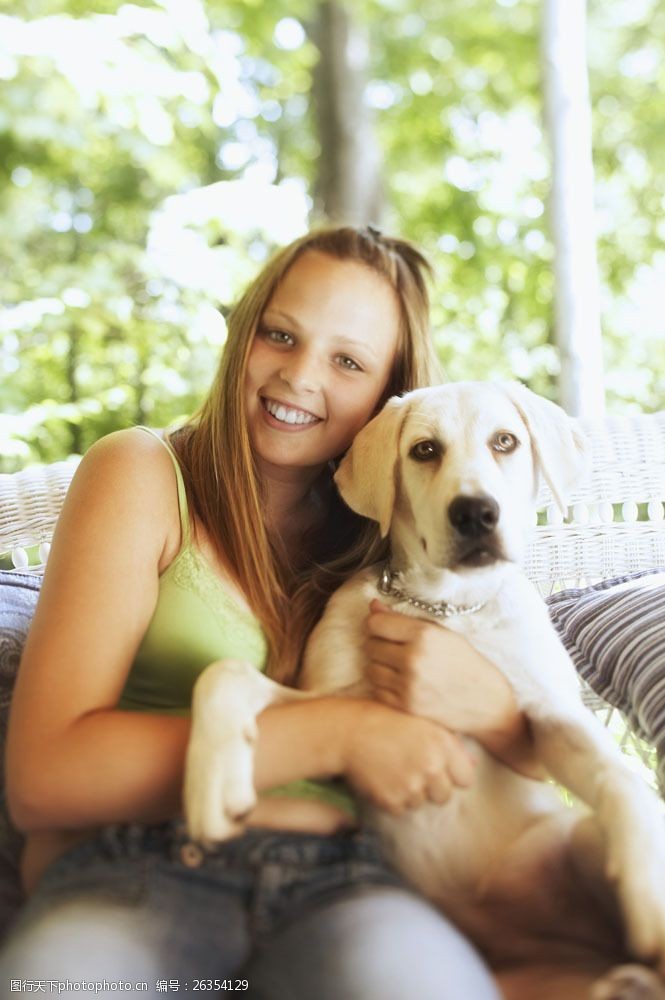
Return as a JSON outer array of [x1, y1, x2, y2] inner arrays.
[[184, 382, 665, 1000]]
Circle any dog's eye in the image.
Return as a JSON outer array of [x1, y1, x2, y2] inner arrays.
[[409, 440, 441, 462], [492, 432, 519, 453]]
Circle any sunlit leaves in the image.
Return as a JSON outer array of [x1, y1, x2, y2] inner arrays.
[[1, 0, 663, 470]]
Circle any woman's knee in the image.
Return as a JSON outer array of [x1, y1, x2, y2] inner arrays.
[[247, 886, 500, 1000], [0, 897, 164, 989]]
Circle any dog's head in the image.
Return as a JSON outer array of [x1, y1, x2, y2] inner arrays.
[[335, 381, 589, 573]]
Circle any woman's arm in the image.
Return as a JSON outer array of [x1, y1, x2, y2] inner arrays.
[[6, 429, 189, 830], [363, 600, 543, 779], [7, 436, 475, 833]]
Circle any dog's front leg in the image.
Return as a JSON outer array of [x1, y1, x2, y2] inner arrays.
[[183, 660, 304, 845], [531, 709, 665, 973]]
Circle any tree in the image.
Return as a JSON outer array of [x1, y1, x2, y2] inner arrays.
[[309, 0, 383, 224], [1, 0, 663, 470], [542, 0, 605, 417]]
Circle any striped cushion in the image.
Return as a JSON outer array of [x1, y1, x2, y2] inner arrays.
[[547, 570, 665, 794], [0, 571, 38, 938]]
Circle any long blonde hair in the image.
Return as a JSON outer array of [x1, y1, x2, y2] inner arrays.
[[172, 226, 442, 684]]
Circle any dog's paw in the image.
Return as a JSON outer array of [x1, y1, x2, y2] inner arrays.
[[183, 726, 257, 845], [590, 964, 665, 1000], [182, 658, 274, 845], [603, 793, 665, 971], [611, 848, 665, 972], [615, 879, 665, 973], [627, 909, 665, 976]]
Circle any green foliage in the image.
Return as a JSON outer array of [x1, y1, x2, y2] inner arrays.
[[1, 0, 663, 470]]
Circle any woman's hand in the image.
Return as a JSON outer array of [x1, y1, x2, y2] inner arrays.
[[364, 599, 513, 732], [341, 700, 476, 815], [363, 600, 544, 779]]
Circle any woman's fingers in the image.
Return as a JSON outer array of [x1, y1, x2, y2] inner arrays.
[[425, 769, 453, 805], [444, 734, 476, 787], [364, 636, 412, 671], [366, 603, 421, 643], [371, 684, 402, 710], [366, 657, 402, 687]]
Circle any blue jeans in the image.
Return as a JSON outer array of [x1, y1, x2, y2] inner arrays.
[[0, 823, 499, 999]]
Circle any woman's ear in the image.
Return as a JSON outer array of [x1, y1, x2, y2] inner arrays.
[[334, 395, 410, 537]]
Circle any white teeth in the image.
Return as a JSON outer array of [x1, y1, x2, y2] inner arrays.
[[264, 399, 317, 425]]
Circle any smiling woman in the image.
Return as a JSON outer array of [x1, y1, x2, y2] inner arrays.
[[0, 226, 520, 999], [169, 228, 443, 687]]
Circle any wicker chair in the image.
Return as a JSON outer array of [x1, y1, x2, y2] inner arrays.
[[524, 411, 665, 587], [0, 458, 81, 570], [2, 414, 664, 581]]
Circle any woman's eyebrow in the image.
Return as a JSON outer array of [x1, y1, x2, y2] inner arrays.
[[333, 336, 379, 359], [262, 308, 302, 329]]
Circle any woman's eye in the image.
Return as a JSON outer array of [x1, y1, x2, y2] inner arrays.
[[337, 355, 361, 371], [492, 432, 519, 453], [265, 329, 294, 346], [409, 440, 442, 462]]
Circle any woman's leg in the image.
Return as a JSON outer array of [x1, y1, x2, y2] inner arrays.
[[0, 825, 253, 998], [231, 828, 499, 1000], [246, 884, 500, 1000]]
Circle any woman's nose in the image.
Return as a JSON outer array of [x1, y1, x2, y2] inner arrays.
[[279, 353, 320, 393]]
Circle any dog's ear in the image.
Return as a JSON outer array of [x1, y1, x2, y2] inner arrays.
[[334, 395, 410, 537], [501, 382, 591, 514]]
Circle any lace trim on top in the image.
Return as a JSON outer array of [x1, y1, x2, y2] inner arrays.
[[169, 545, 267, 663]]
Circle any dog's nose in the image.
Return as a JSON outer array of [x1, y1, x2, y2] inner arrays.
[[448, 495, 500, 538]]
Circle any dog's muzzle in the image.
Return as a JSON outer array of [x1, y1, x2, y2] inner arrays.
[[448, 494, 504, 567]]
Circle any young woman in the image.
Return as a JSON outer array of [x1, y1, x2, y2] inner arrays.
[[0, 227, 529, 998]]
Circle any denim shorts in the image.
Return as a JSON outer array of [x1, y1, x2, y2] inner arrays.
[[31, 822, 404, 938], [0, 823, 500, 999]]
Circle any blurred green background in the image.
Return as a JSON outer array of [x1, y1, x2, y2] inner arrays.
[[1, 0, 664, 471]]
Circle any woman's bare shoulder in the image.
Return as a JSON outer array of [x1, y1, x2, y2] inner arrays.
[[58, 427, 183, 568], [73, 426, 177, 498], [79, 426, 174, 481]]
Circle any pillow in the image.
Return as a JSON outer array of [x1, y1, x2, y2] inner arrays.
[[547, 569, 665, 796], [0, 570, 41, 939]]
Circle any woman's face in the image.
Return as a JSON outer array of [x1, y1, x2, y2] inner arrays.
[[245, 250, 401, 480]]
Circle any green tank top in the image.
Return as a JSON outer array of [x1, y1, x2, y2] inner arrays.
[[118, 427, 357, 819]]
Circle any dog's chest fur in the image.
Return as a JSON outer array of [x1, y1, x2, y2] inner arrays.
[[301, 562, 581, 904]]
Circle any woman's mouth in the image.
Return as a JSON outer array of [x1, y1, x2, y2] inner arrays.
[[260, 397, 321, 427]]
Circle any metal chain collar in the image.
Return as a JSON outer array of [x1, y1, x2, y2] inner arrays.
[[378, 564, 487, 619]]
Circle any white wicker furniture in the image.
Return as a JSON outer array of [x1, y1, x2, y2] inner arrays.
[[2, 413, 664, 583], [524, 412, 665, 589], [0, 459, 81, 571]]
